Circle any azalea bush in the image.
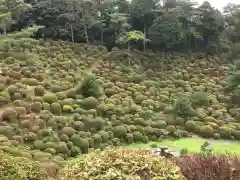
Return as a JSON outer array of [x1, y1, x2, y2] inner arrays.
[[59, 148, 185, 180]]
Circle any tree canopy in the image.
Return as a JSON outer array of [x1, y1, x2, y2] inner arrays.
[[2, 0, 240, 55]]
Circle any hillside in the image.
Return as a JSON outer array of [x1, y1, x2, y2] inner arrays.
[[1, 37, 240, 167]]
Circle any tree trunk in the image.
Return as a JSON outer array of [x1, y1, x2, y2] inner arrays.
[[128, 41, 131, 67], [70, 23, 74, 43], [82, 15, 89, 43], [101, 29, 104, 45], [143, 24, 146, 52], [161, 50, 165, 72]]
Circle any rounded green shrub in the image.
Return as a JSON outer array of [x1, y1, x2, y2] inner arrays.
[[34, 140, 45, 150], [22, 78, 39, 86], [133, 131, 144, 142], [1, 108, 17, 122], [43, 93, 58, 104], [62, 105, 74, 113], [31, 102, 42, 113], [11, 93, 23, 100], [7, 85, 18, 95], [50, 102, 62, 115], [56, 92, 67, 100], [113, 126, 127, 138], [42, 102, 50, 110], [33, 96, 44, 103], [166, 125, 176, 134], [72, 121, 84, 131], [13, 100, 23, 106], [39, 110, 52, 121], [199, 125, 214, 138], [126, 133, 134, 143], [60, 134, 70, 142], [56, 142, 69, 154], [61, 127, 76, 137], [62, 98, 74, 106], [34, 85, 45, 96], [66, 88, 77, 98], [44, 148, 56, 155], [15, 106, 26, 117], [50, 85, 61, 93], [185, 120, 199, 133], [151, 120, 167, 129], [81, 97, 98, 110], [92, 134, 102, 143], [0, 91, 11, 103], [32, 151, 52, 162]]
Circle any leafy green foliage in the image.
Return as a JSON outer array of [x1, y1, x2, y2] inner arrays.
[[228, 60, 240, 88], [190, 91, 209, 107], [77, 75, 101, 98], [168, 97, 193, 117], [199, 141, 213, 156]]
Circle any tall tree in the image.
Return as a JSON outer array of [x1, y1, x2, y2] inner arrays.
[[0, 0, 30, 34], [130, 0, 157, 51]]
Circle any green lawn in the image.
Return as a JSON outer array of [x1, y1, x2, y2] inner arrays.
[[123, 137, 240, 155]]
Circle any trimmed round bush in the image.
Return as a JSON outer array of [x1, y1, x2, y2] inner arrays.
[[151, 120, 167, 129], [11, 93, 23, 100], [185, 120, 199, 133], [199, 125, 214, 138], [15, 107, 26, 117], [50, 102, 62, 115], [13, 100, 23, 106], [22, 78, 39, 86], [1, 108, 18, 122], [62, 98, 74, 106], [34, 85, 45, 96], [56, 92, 67, 100], [43, 93, 58, 104], [42, 102, 50, 110], [31, 102, 42, 113], [126, 133, 134, 143], [58, 148, 184, 180], [113, 126, 127, 138], [56, 142, 69, 154], [72, 121, 84, 131], [133, 131, 144, 142], [61, 127, 76, 137], [62, 105, 74, 113], [7, 85, 18, 95], [81, 97, 98, 110]]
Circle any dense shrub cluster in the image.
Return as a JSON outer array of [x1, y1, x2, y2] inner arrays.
[[0, 38, 239, 164], [59, 148, 185, 180]]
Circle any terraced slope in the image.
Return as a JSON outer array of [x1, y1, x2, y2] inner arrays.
[[0, 38, 239, 165]]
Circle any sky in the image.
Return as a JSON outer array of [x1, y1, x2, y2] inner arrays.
[[197, 0, 239, 11]]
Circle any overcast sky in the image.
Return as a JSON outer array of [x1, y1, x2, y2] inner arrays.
[[197, 0, 239, 11]]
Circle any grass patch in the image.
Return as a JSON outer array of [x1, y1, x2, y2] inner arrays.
[[124, 137, 240, 155]]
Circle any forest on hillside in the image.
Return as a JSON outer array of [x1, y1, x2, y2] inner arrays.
[[1, 0, 240, 56], [1, 0, 240, 180]]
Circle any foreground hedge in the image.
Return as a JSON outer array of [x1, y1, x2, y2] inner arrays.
[[59, 148, 185, 180], [174, 155, 240, 180], [0, 151, 49, 180]]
